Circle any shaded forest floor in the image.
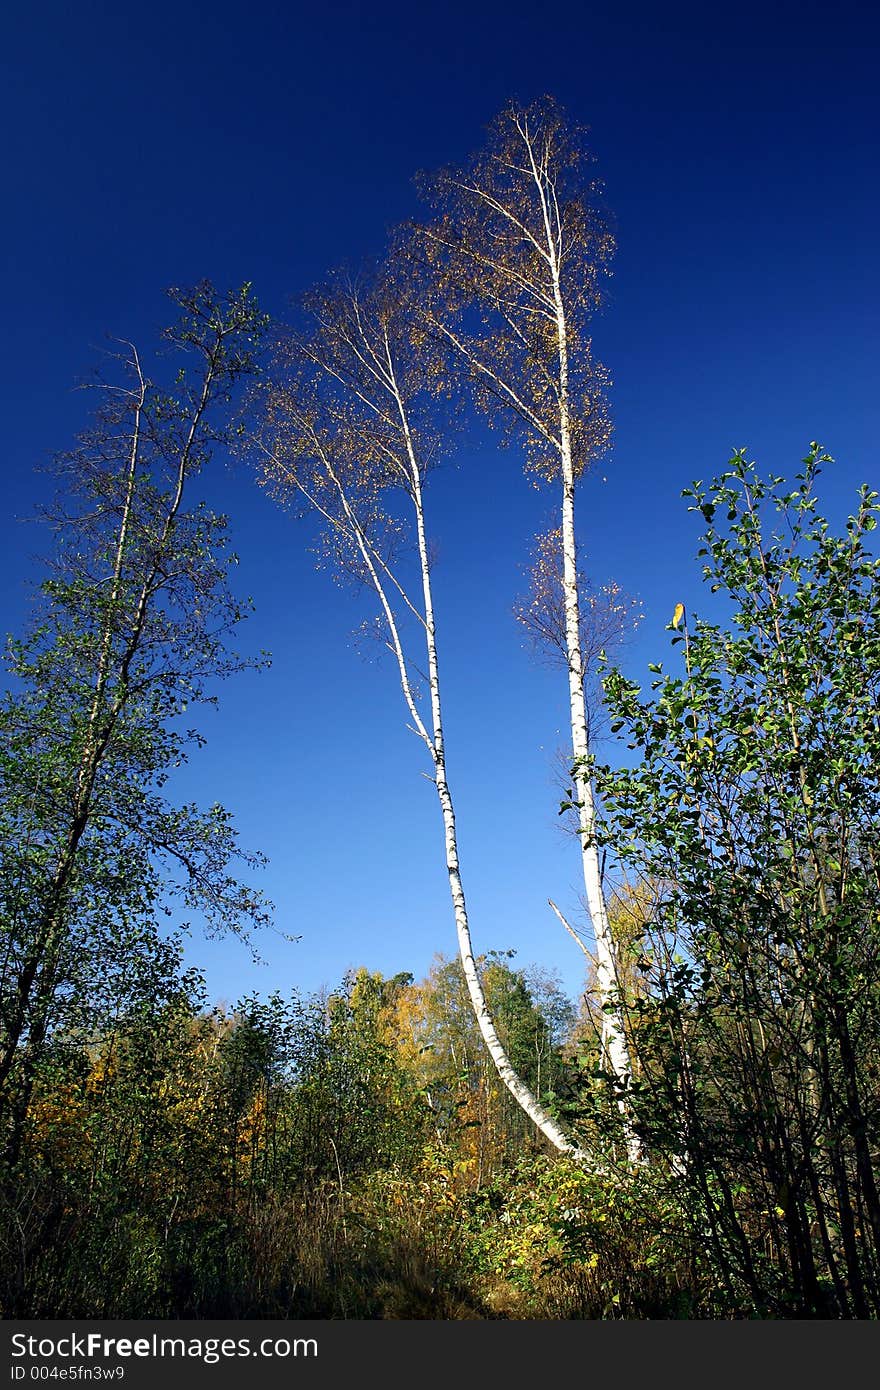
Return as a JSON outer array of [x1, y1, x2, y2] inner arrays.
[[0, 1163, 714, 1320]]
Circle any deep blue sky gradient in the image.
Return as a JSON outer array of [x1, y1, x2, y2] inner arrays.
[[2, 1, 878, 1008]]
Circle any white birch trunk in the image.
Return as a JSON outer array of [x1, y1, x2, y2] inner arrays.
[[409, 466, 580, 1156], [555, 302, 640, 1159], [533, 156, 640, 1161]]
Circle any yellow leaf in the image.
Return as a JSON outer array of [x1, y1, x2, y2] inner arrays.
[[672, 602, 686, 629]]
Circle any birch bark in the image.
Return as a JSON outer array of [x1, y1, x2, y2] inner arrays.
[[548, 236, 637, 1135]]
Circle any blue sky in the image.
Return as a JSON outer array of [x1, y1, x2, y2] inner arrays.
[[2, 1, 878, 1010]]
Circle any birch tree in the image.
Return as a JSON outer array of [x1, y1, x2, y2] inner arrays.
[[254, 271, 580, 1156], [411, 98, 638, 1145]]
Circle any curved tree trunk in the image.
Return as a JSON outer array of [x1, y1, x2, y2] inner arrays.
[[409, 462, 580, 1156]]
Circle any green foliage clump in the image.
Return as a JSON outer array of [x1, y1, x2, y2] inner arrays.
[[596, 447, 880, 1315]]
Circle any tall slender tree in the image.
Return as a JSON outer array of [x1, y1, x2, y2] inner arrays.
[[0, 283, 271, 1166], [411, 99, 638, 1152], [254, 270, 580, 1156]]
